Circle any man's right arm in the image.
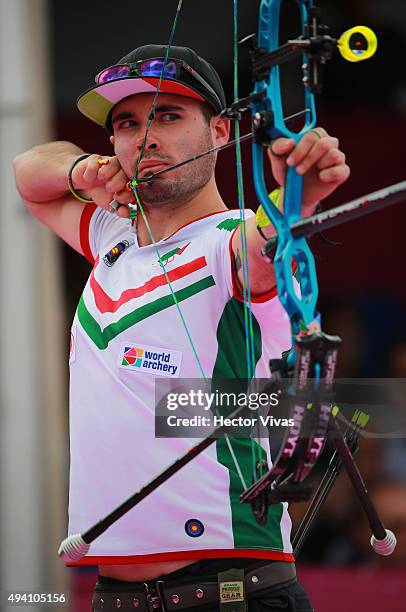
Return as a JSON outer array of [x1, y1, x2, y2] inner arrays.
[[13, 141, 132, 256]]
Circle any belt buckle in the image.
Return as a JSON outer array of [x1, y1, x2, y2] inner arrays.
[[144, 581, 166, 612]]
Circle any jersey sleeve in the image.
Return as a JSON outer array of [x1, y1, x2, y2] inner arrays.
[[208, 211, 279, 303], [79, 204, 131, 265], [204, 212, 251, 298]]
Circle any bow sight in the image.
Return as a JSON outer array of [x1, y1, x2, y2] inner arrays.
[[222, 6, 377, 142]]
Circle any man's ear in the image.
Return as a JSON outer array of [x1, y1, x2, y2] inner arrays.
[[110, 135, 115, 146], [212, 116, 230, 147]]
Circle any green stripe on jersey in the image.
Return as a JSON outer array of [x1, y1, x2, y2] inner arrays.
[[212, 297, 284, 551], [78, 275, 216, 349]]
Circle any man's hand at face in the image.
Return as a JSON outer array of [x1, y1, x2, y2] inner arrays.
[[267, 127, 350, 213], [72, 154, 134, 218]]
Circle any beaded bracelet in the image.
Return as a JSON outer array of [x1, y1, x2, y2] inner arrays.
[[67, 154, 93, 203]]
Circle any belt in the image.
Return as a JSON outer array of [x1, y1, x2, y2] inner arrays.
[[92, 562, 296, 611]]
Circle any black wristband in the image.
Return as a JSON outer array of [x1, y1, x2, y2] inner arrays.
[[67, 154, 93, 203]]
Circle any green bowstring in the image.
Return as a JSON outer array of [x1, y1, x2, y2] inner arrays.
[[233, 0, 266, 481], [133, 1, 182, 181], [128, 0, 248, 491], [132, 191, 247, 491], [233, 2, 256, 382]]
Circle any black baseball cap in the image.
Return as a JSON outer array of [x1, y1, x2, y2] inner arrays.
[[77, 44, 226, 131]]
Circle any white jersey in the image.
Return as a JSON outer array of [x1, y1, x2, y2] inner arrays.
[[67, 204, 294, 566]]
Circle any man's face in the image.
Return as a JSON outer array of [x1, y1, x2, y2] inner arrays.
[[110, 92, 229, 206]]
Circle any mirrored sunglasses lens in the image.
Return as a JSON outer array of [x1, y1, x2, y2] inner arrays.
[[140, 59, 177, 79], [98, 65, 131, 84]]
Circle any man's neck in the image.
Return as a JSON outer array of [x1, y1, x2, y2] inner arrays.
[[135, 178, 227, 245]]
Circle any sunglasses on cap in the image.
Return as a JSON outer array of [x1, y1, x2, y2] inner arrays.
[[95, 57, 222, 109]]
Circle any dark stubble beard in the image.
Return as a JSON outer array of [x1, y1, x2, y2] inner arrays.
[[136, 129, 215, 206]]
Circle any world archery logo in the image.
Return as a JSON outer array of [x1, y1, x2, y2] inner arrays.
[[119, 342, 182, 377], [121, 346, 143, 367]]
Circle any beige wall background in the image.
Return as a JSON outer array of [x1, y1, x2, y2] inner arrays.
[[0, 1, 67, 610]]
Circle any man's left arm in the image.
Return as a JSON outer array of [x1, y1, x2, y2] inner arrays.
[[232, 128, 350, 296]]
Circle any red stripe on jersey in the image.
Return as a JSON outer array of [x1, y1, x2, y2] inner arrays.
[[66, 548, 295, 566], [79, 203, 97, 264], [90, 255, 208, 313]]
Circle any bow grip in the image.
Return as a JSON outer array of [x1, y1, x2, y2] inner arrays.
[[253, 141, 319, 334]]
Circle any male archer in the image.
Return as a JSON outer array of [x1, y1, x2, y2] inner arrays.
[[13, 45, 349, 611]]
